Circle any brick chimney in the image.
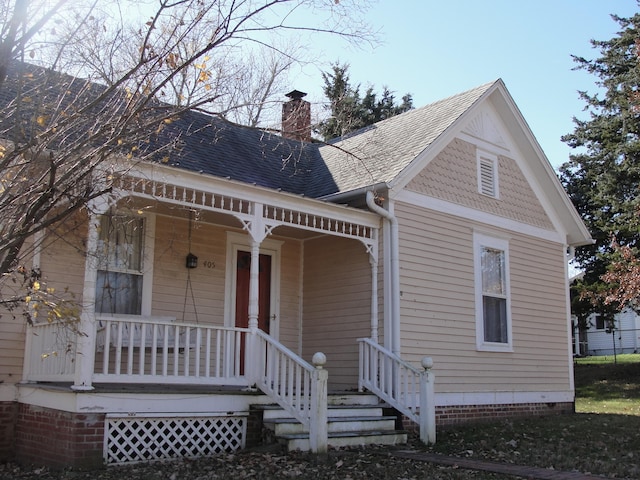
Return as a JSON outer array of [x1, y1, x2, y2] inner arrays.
[[282, 90, 311, 142]]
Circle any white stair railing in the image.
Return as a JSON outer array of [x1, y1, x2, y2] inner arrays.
[[358, 337, 435, 444], [254, 330, 328, 453]]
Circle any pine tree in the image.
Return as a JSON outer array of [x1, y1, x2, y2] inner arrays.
[[560, 9, 640, 314], [318, 63, 413, 141]]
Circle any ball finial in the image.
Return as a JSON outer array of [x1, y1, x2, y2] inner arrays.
[[312, 352, 327, 368], [421, 357, 434, 370]]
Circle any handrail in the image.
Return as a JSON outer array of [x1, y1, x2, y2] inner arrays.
[[358, 337, 435, 444], [254, 330, 328, 453]]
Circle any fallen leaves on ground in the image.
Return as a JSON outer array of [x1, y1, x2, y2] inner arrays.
[[0, 444, 514, 480]]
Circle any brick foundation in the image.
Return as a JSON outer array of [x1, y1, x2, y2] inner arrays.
[[403, 401, 575, 432], [0, 402, 18, 462], [15, 404, 105, 470], [246, 406, 264, 448]]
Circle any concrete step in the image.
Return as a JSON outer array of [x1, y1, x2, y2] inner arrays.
[[281, 429, 409, 451], [253, 393, 407, 452], [259, 404, 385, 421], [327, 392, 381, 406], [264, 415, 398, 436]]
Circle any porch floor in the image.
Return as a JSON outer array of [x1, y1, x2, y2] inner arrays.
[[23, 382, 365, 396], [22, 382, 265, 395]]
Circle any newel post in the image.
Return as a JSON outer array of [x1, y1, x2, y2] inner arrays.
[[419, 356, 436, 444], [309, 352, 328, 454]]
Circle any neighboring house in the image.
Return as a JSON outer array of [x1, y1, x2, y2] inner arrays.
[[0, 65, 592, 468], [574, 310, 640, 356]]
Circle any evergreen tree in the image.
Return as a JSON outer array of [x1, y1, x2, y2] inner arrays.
[[318, 63, 413, 141], [560, 9, 640, 314]]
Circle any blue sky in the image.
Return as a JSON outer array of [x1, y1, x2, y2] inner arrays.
[[289, 1, 639, 170]]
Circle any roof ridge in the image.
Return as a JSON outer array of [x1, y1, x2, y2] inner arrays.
[[331, 80, 499, 143]]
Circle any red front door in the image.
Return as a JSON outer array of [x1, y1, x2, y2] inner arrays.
[[235, 251, 271, 373]]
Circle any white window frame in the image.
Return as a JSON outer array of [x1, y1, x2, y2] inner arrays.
[[477, 150, 499, 198], [474, 232, 512, 352], [95, 212, 155, 317]]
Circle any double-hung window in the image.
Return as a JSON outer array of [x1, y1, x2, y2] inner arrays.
[[474, 233, 512, 351], [95, 213, 145, 315]]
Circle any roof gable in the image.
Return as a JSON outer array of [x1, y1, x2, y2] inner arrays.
[[382, 80, 592, 247], [1, 62, 590, 245], [316, 82, 495, 197]]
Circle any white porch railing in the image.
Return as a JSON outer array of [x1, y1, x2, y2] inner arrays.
[[23, 317, 251, 386], [358, 337, 435, 444], [254, 330, 328, 454], [23, 320, 79, 382], [92, 316, 249, 385], [23, 316, 330, 453]]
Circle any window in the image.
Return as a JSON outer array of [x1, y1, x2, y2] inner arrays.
[[594, 314, 605, 330], [477, 150, 499, 198], [474, 233, 512, 351], [95, 214, 145, 315]]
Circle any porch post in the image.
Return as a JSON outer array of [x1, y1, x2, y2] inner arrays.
[[419, 357, 436, 444], [370, 255, 379, 343], [248, 240, 261, 331], [309, 352, 328, 454], [72, 212, 101, 391], [242, 201, 272, 384]]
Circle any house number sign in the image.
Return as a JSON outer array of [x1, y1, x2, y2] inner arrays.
[[202, 260, 216, 269]]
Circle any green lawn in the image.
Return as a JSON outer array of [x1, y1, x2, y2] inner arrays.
[[426, 356, 640, 478], [574, 353, 640, 365], [574, 353, 640, 415]]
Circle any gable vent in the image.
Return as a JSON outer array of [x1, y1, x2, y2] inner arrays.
[[477, 153, 499, 198]]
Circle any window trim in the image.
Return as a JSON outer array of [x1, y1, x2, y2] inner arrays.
[[477, 150, 499, 198], [474, 232, 512, 352], [95, 212, 155, 317]]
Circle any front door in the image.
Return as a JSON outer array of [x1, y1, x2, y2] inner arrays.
[[235, 251, 271, 374]]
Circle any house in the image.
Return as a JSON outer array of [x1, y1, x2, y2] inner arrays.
[[0, 64, 592, 468], [574, 310, 640, 356]]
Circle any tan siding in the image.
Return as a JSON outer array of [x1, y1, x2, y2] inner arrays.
[[152, 217, 226, 324], [274, 237, 302, 353], [302, 236, 371, 390], [0, 214, 88, 383], [152, 218, 302, 351], [395, 201, 571, 394], [406, 138, 554, 230]]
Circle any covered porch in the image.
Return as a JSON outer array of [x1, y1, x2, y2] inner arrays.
[[20, 162, 435, 457]]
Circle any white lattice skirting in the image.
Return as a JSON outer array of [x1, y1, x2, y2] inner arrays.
[[104, 413, 247, 465]]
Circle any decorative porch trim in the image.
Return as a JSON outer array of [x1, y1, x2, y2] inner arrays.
[[111, 164, 379, 254]]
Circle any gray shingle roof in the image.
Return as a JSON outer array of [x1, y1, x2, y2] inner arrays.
[[153, 82, 497, 198], [2, 61, 496, 199], [315, 81, 496, 196], [157, 113, 333, 196]]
